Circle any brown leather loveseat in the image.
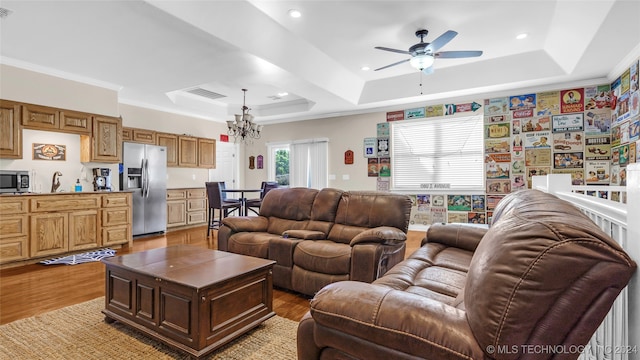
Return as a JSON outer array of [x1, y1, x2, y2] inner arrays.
[[297, 189, 636, 359], [218, 187, 412, 296]]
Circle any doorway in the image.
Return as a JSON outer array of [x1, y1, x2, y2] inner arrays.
[[209, 141, 239, 189]]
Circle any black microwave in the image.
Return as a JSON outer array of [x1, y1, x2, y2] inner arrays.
[[0, 170, 30, 193]]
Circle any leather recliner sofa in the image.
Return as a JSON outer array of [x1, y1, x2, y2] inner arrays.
[[297, 189, 637, 360], [218, 187, 412, 296]]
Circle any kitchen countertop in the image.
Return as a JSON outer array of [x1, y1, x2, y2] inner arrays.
[[0, 190, 133, 197]]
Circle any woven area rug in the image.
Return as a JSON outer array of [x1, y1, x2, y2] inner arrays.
[[40, 248, 116, 265], [0, 297, 298, 359]]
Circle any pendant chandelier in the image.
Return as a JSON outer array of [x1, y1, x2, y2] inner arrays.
[[226, 89, 262, 143]]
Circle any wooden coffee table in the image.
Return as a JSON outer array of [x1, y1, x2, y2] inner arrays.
[[102, 245, 275, 358]]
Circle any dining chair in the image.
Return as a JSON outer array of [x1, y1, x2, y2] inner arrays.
[[205, 181, 241, 237], [246, 181, 279, 215]]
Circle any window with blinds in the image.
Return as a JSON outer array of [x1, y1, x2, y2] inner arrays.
[[391, 114, 484, 191]]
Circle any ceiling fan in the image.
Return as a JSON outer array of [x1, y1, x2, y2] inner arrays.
[[374, 29, 482, 74]]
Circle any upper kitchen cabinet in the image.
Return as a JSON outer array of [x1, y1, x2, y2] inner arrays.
[[21, 103, 59, 130], [123, 127, 156, 144], [81, 116, 122, 163], [198, 138, 216, 169], [0, 100, 23, 159], [59, 109, 92, 135], [156, 132, 178, 167], [178, 135, 198, 167], [22, 103, 91, 135]]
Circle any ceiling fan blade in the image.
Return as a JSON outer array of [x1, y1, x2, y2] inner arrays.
[[425, 30, 458, 52], [435, 50, 483, 58], [375, 46, 411, 55], [422, 66, 434, 75], [374, 58, 411, 71]]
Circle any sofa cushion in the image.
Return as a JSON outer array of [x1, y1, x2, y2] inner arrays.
[[294, 240, 351, 275], [333, 191, 411, 231], [373, 243, 473, 306], [261, 187, 318, 220], [227, 232, 281, 258]]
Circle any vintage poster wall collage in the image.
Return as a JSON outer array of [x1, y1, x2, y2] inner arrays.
[[374, 56, 639, 226]]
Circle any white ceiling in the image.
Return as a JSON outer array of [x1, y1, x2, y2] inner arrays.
[[1, 0, 639, 125]]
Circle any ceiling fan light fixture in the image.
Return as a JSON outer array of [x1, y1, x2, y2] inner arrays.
[[410, 54, 434, 70]]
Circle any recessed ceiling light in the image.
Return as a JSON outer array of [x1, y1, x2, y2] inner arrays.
[[516, 33, 528, 40], [361, 66, 370, 71], [277, 92, 289, 97], [288, 9, 301, 18]]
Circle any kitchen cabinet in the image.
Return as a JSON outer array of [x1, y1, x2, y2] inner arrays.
[[123, 127, 156, 144], [101, 193, 132, 247], [198, 138, 216, 169], [167, 189, 187, 228], [166, 188, 207, 229], [21, 103, 59, 130], [22, 104, 92, 135], [0, 100, 22, 159], [81, 116, 122, 163], [29, 194, 101, 258], [186, 188, 207, 225], [59, 109, 92, 135], [178, 136, 198, 167], [156, 132, 178, 167], [0, 198, 29, 263], [0, 192, 133, 267]]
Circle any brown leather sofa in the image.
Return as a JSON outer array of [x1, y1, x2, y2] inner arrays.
[[297, 189, 637, 360], [218, 187, 412, 296]]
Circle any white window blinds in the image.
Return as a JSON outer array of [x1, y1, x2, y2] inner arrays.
[[391, 114, 484, 191]]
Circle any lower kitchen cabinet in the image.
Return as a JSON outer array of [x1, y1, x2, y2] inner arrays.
[[0, 192, 133, 267], [167, 188, 207, 229]]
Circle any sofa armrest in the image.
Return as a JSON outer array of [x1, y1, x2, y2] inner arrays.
[[422, 223, 488, 251], [309, 281, 485, 359], [221, 216, 269, 232], [283, 229, 326, 240], [349, 226, 407, 246]]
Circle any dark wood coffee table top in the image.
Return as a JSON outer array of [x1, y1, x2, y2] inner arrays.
[[102, 245, 275, 289]]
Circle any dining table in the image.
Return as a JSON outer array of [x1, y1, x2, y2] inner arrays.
[[221, 188, 263, 216]]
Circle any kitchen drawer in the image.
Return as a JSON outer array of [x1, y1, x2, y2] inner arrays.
[[167, 189, 187, 200], [187, 188, 206, 199], [187, 210, 207, 225], [30, 195, 101, 212], [187, 198, 206, 212], [0, 215, 28, 238], [0, 198, 28, 215], [102, 193, 131, 208], [102, 226, 131, 246], [0, 236, 29, 263], [102, 207, 130, 227]]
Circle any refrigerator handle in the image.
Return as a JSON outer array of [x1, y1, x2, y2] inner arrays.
[[141, 158, 147, 197], [144, 158, 150, 198]]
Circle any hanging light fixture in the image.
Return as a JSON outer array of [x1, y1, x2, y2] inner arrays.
[[226, 89, 262, 143]]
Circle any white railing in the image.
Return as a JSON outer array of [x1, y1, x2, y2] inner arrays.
[[532, 165, 639, 360]]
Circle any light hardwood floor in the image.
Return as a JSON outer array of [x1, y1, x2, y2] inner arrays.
[[0, 226, 424, 325]]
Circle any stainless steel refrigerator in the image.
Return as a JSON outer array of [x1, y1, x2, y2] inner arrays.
[[121, 142, 167, 236]]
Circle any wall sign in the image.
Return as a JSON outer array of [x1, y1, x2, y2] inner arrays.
[[344, 150, 354, 164], [249, 156, 255, 169], [33, 143, 66, 161], [257, 155, 264, 169], [363, 137, 376, 158]]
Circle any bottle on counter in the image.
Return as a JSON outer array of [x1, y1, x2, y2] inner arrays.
[[75, 179, 82, 192]]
